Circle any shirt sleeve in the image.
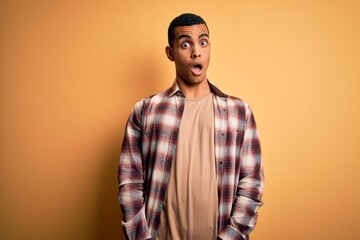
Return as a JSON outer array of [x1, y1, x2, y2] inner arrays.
[[218, 104, 264, 240], [118, 101, 151, 240]]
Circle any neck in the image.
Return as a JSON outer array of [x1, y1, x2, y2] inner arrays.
[[176, 79, 211, 99]]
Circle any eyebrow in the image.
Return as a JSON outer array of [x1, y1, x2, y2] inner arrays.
[[178, 33, 209, 41]]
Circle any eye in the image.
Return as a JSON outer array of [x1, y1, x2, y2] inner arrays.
[[181, 42, 191, 48], [200, 40, 208, 46]]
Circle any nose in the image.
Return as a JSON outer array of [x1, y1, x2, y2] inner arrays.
[[191, 52, 201, 58], [191, 45, 201, 58]]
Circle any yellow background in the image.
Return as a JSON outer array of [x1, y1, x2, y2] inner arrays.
[[1, 1, 360, 239]]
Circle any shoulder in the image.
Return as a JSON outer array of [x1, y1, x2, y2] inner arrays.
[[209, 81, 249, 110], [216, 92, 250, 110], [214, 92, 254, 122], [229, 95, 255, 118], [131, 88, 170, 115], [226, 95, 247, 107]]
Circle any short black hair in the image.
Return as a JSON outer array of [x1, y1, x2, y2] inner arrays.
[[168, 13, 209, 47]]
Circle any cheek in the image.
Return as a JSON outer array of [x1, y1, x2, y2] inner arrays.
[[174, 57, 188, 67], [205, 52, 211, 63], [175, 61, 187, 72]]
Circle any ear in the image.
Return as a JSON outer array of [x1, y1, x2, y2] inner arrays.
[[165, 46, 175, 61]]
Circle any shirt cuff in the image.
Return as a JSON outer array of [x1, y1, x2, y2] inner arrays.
[[122, 205, 151, 240], [218, 224, 246, 240]]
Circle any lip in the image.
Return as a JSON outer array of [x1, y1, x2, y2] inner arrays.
[[191, 62, 203, 76]]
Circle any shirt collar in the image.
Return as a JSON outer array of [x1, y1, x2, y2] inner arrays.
[[168, 81, 182, 97], [168, 80, 228, 98]]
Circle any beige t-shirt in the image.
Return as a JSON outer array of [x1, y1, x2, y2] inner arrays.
[[157, 93, 218, 240]]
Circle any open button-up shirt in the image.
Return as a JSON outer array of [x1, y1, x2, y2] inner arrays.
[[118, 81, 264, 240]]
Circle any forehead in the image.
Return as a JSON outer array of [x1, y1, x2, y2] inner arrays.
[[174, 24, 209, 38]]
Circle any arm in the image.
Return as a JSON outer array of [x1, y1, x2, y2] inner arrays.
[[219, 104, 264, 240], [118, 102, 151, 240]]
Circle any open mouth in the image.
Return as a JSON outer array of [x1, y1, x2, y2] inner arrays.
[[194, 64, 202, 70], [191, 64, 203, 75]]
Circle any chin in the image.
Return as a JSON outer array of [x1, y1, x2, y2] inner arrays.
[[188, 78, 205, 85], [178, 74, 206, 86]]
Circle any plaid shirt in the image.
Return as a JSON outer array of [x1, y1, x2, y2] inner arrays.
[[118, 81, 264, 240]]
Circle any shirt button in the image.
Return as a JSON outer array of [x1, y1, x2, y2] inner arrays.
[[221, 133, 225, 136]]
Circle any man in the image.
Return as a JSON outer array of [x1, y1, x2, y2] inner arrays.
[[118, 13, 264, 240]]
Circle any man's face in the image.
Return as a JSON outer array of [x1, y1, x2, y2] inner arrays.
[[166, 24, 211, 86]]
